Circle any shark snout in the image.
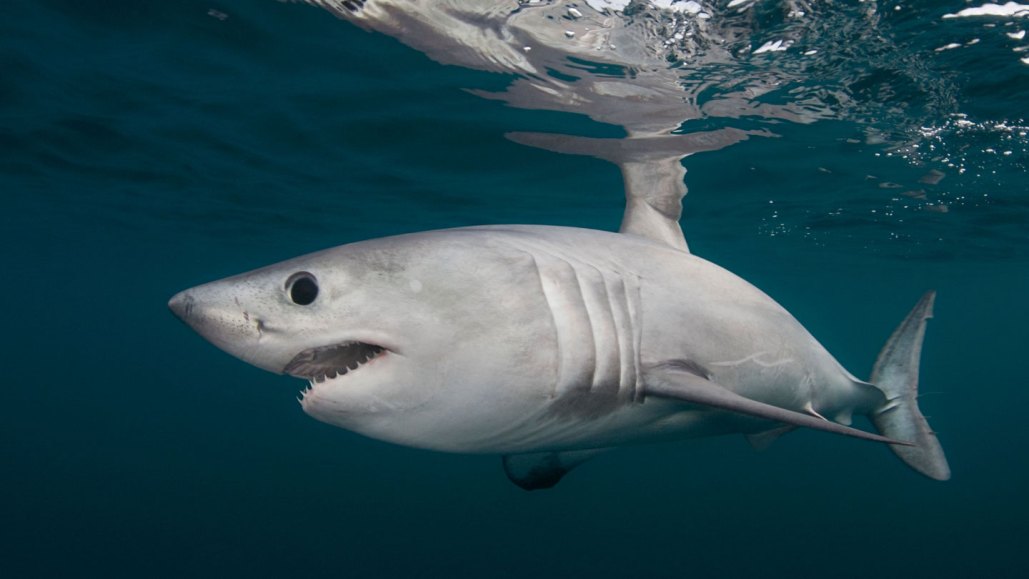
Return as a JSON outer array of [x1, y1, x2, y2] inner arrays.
[[168, 290, 195, 323], [168, 287, 227, 340], [167, 285, 289, 374]]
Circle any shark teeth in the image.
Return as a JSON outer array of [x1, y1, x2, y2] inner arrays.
[[284, 341, 385, 384]]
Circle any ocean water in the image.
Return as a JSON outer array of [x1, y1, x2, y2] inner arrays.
[[3, 0, 1028, 577]]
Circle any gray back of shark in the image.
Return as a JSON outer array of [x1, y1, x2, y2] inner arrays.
[[170, 151, 949, 490]]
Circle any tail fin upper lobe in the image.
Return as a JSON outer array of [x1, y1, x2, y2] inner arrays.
[[869, 291, 951, 481]]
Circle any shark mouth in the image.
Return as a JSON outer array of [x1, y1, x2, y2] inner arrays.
[[284, 341, 386, 383]]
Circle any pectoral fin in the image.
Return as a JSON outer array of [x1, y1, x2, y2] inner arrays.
[[644, 362, 912, 446], [502, 448, 608, 491]]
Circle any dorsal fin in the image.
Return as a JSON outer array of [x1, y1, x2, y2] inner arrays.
[[506, 130, 757, 252]]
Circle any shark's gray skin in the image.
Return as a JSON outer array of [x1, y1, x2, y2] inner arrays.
[[170, 174, 950, 490]]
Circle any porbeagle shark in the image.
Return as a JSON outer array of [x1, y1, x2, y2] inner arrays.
[[169, 146, 950, 490]]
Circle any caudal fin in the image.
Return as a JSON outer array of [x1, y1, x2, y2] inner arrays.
[[869, 291, 951, 481]]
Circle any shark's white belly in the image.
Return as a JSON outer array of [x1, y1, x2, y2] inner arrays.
[[333, 226, 881, 455]]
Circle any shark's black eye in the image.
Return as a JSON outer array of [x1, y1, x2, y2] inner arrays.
[[286, 272, 318, 306]]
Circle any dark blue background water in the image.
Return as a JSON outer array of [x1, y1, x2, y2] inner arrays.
[[3, 1, 1028, 577]]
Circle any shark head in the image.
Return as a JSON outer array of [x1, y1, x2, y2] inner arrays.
[[169, 229, 561, 451]]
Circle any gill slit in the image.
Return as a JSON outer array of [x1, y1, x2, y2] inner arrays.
[[528, 252, 561, 399]]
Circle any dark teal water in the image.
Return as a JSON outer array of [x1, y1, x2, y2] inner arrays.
[[3, 1, 1028, 577]]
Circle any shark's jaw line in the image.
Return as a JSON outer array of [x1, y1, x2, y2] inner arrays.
[[284, 341, 387, 384]]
